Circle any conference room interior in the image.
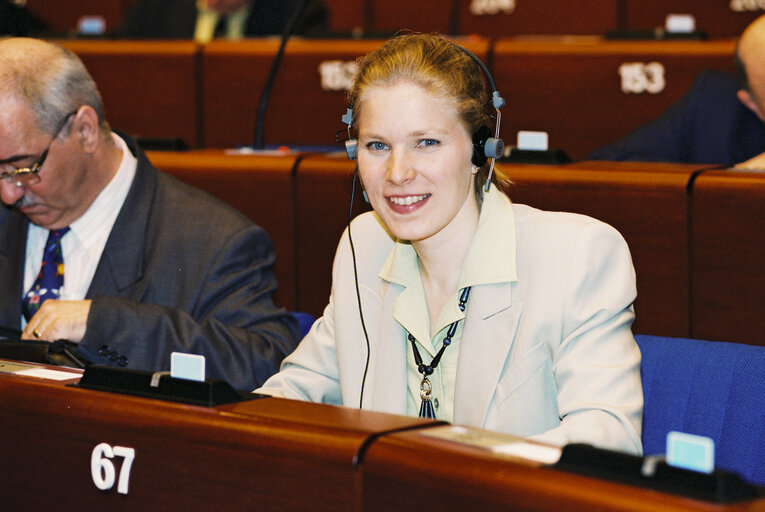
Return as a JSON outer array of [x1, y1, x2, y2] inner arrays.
[[3, 1, 765, 509]]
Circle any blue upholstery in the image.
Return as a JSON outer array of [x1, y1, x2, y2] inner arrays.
[[290, 311, 316, 339], [635, 334, 765, 486]]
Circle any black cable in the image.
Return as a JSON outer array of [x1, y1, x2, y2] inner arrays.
[[348, 166, 372, 409]]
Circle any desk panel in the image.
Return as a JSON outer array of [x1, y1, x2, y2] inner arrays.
[[58, 40, 201, 148], [145, 150, 298, 310], [456, 0, 618, 37], [690, 169, 765, 347], [294, 154, 371, 316], [201, 38, 489, 149], [492, 38, 737, 161], [624, 1, 763, 39], [26, 0, 133, 34], [500, 160, 699, 337], [360, 0, 617, 36], [0, 367, 429, 511], [323, 0, 366, 32], [362, 427, 764, 511], [3, 365, 763, 511]]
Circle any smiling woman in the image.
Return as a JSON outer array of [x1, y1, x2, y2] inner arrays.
[[356, 82, 477, 249], [257, 33, 644, 457]]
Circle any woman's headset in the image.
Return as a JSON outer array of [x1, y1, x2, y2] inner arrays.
[[341, 41, 505, 192]]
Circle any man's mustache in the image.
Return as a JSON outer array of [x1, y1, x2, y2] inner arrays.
[[12, 195, 36, 208]]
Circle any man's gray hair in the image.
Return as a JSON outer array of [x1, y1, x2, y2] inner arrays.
[[0, 38, 108, 135]]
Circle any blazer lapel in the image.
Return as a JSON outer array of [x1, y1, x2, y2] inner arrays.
[[87, 137, 156, 297], [365, 280, 409, 415], [453, 282, 521, 427], [0, 210, 29, 329]]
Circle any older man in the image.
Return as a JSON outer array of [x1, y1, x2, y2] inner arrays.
[[589, 14, 765, 167], [117, 0, 329, 43], [0, 38, 300, 390]]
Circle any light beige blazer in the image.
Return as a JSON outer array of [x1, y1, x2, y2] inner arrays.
[[259, 199, 643, 455]]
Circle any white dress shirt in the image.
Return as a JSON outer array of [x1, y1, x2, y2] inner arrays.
[[22, 133, 137, 325]]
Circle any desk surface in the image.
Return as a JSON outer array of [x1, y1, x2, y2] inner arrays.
[[2, 360, 763, 511]]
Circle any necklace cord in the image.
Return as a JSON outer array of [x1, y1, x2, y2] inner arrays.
[[408, 286, 471, 418]]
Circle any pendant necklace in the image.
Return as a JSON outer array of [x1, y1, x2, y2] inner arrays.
[[408, 286, 471, 419]]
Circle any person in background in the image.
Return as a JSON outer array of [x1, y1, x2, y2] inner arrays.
[[589, 14, 765, 167], [257, 33, 643, 455], [0, 0, 49, 36], [0, 38, 300, 390], [117, 0, 329, 43]]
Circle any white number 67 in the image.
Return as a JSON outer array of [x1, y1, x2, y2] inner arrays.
[[91, 443, 135, 495]]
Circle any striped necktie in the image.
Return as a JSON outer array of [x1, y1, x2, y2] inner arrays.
[[22, 227, 70, 322]]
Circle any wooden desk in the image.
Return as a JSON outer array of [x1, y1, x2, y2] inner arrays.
[[362, 427, 765, 511], [322, 0, 366, 32], [145, 149, 299, 311], [294, 154, 371, 317], [689, 168, 765, 347], [492, 38, 737, 160], [2, 365, 762, 511], [325, 0, 617, 37], [26, 0, 134, 34], [623, 1, 763, 39], [500, 160, 700, 337], [0, 363, 429, 511], [58, 40, 202, 148]]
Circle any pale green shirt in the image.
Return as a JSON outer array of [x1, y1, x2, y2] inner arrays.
[[377, 185, 518, 422], [195, 0, 252, 43]]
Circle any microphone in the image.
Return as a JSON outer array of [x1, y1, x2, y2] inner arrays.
[[449, 0, 461, 35], [253, 0, 312, 150]]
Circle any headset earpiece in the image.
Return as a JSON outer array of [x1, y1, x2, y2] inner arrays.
[[342, 106, 357, 160], [345, 138, 358, 160], [472, 126, 505, 167]]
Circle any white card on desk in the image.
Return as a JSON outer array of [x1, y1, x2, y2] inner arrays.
[[517, 130, 549, 151], [170, 352, 205, 382], [666, 431, 714, 473]]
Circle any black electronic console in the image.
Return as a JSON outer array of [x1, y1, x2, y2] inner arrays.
[[70, 365, 264, 407], [553, 443, 763, 503], [0, 326, 87, 368], [500, 147, 572, 165]]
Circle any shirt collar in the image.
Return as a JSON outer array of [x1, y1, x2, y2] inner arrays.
[[380, 183, 518, 290], [379, 183, 518, 342], [68, 132, 137, 249]]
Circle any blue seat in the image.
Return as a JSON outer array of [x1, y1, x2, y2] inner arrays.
[[635, 334, 765, 486], [290, 311, 316, 339]]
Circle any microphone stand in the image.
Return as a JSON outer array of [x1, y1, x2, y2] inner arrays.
[[253, 0, 311, 150]]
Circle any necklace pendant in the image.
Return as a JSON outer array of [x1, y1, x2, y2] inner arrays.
[[420, 377, 432, 400], [418, 377, 436, 419]]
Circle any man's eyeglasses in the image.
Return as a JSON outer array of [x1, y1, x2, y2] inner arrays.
[[0, 110, 78, 187]]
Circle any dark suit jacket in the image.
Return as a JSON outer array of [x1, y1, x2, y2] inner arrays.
[[589, 70, 765, 165], [0, 133, 300, 390], [117, 0, 329, 38], [0, 0, 49, 36]]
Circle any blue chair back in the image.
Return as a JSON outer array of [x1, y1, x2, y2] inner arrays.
[[635, 334, 765, 486], [290, 311, 316, 339]]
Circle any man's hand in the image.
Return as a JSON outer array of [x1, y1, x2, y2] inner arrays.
[[22, 300, 92, 343], [735, 151, 765, 170]]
